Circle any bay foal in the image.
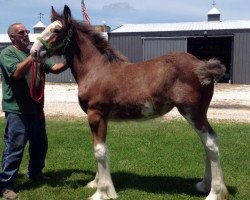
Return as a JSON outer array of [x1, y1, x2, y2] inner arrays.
[[31, 5, 229, 200]]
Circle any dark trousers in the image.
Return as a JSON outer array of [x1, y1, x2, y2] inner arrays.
[[0, 112, 48, 189]]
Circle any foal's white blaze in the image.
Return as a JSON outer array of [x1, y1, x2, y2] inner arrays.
[[141, 101, 154, 117], [30, 20, 63, 57]]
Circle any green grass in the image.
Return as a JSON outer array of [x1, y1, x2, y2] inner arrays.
[[0, 118, 249, 199]]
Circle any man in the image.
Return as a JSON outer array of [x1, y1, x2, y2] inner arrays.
[[0, 23, 68, 199]]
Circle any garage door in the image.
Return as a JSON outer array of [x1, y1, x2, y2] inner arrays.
[[232, 33, 250, 84]]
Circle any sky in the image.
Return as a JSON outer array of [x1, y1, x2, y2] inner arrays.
[[0, 0, 250, 33]]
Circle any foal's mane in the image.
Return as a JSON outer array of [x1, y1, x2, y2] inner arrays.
[[69, 19, 128, 62]]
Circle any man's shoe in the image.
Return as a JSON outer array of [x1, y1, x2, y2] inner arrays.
[[0, 188, 17, 200], [28, 173, 50, 182]]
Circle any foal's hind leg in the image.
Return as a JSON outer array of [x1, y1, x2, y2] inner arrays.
[[178, 108, 229, 200], [86, 109, 118, 200], [195, 125, 229, 200]]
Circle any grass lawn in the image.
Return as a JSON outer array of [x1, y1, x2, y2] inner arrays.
[[0, 117, 249, 199]]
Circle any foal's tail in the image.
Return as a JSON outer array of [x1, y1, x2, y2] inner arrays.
[[195, 58, 226, 85]]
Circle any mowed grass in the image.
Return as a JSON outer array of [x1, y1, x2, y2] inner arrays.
[[0, 117, 249, 200]]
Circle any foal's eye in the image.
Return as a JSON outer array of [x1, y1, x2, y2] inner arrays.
[[54, 29, 62, 34]]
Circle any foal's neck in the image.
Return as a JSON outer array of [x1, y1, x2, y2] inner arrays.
[[68, 29, 106, 82]]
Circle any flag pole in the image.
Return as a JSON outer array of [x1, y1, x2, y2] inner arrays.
[[81, 0, 90, 24]]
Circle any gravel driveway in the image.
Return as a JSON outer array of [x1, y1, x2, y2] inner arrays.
[[0, 83, 249, 123]]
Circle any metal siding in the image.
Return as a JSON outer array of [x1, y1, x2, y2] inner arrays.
[[142, 38, 187, 61], [109, 35, 142, 62], [45, 56, 76, 83], [233, 33, 250, 84]]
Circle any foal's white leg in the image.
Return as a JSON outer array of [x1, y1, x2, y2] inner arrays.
[[195, 152, 211, 193], [89, 143, 118, 200], [87, 172, 99, 189], [197, 131, 229, 200], [182, 114, 229, 200]]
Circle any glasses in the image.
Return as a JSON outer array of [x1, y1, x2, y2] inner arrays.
[[12, 30, 30, 36]]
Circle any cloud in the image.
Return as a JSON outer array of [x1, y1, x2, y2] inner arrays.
[[103, 2, 136, 12]]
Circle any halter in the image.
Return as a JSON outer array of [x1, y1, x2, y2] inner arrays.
[[37, 26, 73, 57]]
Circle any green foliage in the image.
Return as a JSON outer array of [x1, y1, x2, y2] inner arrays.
[[0, 118, 249, 199]]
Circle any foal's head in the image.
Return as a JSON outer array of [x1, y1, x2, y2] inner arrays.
[[31, 5, 128, 63], [31, 5, 72, 61]]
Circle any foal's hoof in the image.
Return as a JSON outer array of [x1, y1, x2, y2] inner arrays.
[[205, 192, 229, 200], [88, 191, 108, 200], [204, 184, 229, 200], [86, 180, 98, 189], [195, 181, 210, 193], [88, 190, 118, 200]]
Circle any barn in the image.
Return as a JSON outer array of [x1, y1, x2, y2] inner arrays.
[[109, 6, 250, 84]]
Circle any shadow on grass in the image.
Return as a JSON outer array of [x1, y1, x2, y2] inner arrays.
[[16, 169, 236, 197], [16, 169, 93, 191], [113, 171, 236, 197]]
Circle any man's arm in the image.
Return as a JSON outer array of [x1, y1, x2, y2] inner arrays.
[[12, 55, 33, 80], [49, 62, 69, 74]]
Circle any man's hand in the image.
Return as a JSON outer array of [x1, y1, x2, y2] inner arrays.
[[30, 49, 47, 63]]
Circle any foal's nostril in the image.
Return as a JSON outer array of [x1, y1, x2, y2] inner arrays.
[[33, 51, 37, 57]]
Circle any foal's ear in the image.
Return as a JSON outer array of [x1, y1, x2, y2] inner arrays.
[[51, 6, 60, 22], [63, 5, 72, 28]]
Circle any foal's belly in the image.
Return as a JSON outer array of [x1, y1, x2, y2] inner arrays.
[[109, 101, 174, 120]]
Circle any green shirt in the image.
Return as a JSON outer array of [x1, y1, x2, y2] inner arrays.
[[0, 45, 53, 114]]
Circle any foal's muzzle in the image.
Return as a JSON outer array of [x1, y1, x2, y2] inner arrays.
[[30, 46, 47, 62]]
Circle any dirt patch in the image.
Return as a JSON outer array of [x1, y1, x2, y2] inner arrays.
[[0, 83, 249, 122]]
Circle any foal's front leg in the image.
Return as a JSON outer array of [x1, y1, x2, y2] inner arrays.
[[87, 109, 118, 200], [86, 172, 99, 189]]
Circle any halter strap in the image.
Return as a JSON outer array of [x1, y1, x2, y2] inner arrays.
[[37, 26, 73, 57]]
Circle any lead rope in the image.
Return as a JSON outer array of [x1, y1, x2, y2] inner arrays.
[[30, 61, 45, 105]]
